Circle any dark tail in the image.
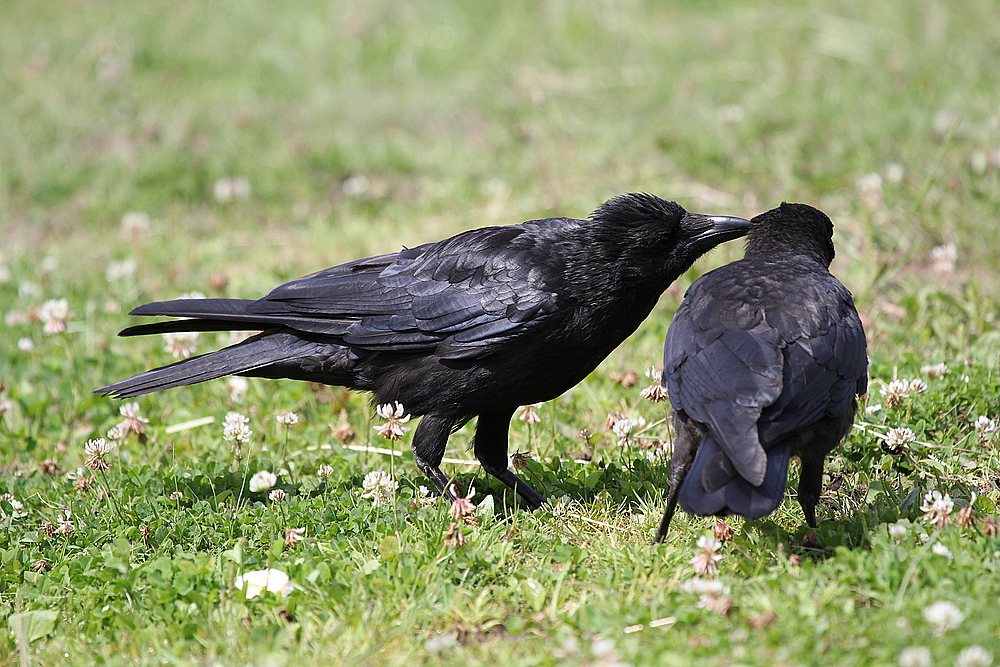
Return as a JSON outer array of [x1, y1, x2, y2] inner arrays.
[[678, 433, 793, 520], [119, 298, 351, 338], [95, 332, 314, 398]]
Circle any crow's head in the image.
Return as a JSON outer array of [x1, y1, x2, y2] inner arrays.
[[746, 203, 836, 266], [588, 193, 751, 278]]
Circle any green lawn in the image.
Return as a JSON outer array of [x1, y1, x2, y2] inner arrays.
[[2, 1, 1000, 665]]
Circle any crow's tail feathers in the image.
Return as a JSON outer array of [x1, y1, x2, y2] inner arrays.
[[678, 434, 793, 520], [119, 298, 352, 338], [95, 333, 306, 398], [118, 299, 260, 337]]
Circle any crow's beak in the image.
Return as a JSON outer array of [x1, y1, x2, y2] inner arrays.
[[684, 214, 752, 253]]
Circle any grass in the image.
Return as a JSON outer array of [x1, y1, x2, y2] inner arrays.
[[2, 0, 1000, 664]]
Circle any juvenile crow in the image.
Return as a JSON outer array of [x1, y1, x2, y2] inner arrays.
[[653, 203, 867, 543], [96, 193, 750, 508]]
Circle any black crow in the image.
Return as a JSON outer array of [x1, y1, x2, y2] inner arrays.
[[96, 193, 750, 508], [653, 203, 867, 543]]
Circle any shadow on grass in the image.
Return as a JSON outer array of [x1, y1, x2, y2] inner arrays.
[[457, 453, 908, 557], [162, 451, 919, 560]]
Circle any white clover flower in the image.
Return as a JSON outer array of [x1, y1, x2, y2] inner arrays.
[[17, 337, 34, 352], [897, 646, 932, 667], [234, 568, 292, 599], [106, 424, 126, 440], [0, 397, 15, 417], [888, 523, 908, 539], [84, 437, 113, 471], [696, 591, 733, 615], [680, 578, 729, 596], [920, 363, 950, 380], [223, 411, 252, 444], [169, 491, 183, 501], [640, 375, 669, 403], [449, 484, 477, 524], [120, 211, 151, 242], [115, 402, 149, 437], [907, 379, 928, 394], [341, 174, 371, 197], [213, 176, 251, 203], [163, 331, 199, 359], [930, 243, 958, 273], [6, 311, 29, 326], [922, 600, 964, 635], [219, 330, 253, 346], [885, 163, 906, 184], [19, 281, 42, 299], [689, 551, 724, 576], [515, 403, 543, 424], [933, 110, 961, 137], [864, 403, 882, 414], [931, 543, 952, 559], [248, 470, 277, 493], [374, 402, 411, 440], [882, 427, 915, 454], [644, 447, 668, 463], [105, 258, 137, 282], [38, 256, 57, 275], [225, 376, 249, 402], [681, 577, 733, 615], [317, 464, 335, 479], [268, 488, 286, 502], [39, 298, 69, 334], [920, 490, 954, 528], [275, 411, 299, 426], [857, 172, 882, 192], [612, 416, 646, 444], [360, 470, 398, 506], [956, 645, 993, 667], [1, 495, 24, 514], [414, 485, 436, 507], [696, 535, 722, 553], [590, 638, 620, 662], [880, 379, 912, 406], [974, 416, 997, 434], [84, 437, 113, 458]]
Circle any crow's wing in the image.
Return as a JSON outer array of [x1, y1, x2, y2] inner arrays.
[[757, 275, 867, 441], [664, 270, 783, 487], [247, 221, 572, 359]]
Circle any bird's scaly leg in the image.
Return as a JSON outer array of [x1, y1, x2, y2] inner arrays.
[[411, 414, 459, 503], [475, 409, 547, 509]]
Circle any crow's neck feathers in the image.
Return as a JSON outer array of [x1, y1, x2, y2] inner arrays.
[[744, 202, 836, 267]]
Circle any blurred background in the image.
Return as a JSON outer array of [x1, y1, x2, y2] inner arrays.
[[2, 0, 999, 382]]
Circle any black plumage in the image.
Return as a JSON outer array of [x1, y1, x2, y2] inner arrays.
[[653, 203, 867, 543], [96, 193, 750, 508]]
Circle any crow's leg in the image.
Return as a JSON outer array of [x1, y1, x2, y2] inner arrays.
[[652, 459, 691, 544], [652, 412, 700, 544], [797, 411, 854, 528], [796, 452, 825, 529], [474, 409, 547, 509], [412, 414, 459, 502]]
